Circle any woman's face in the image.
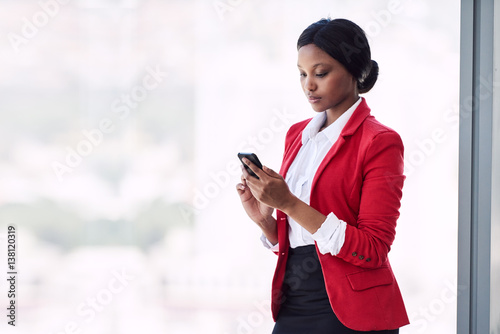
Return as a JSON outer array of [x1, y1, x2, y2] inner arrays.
[[297, 44, 358, 115]]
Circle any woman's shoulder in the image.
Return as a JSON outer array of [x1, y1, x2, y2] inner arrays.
[[357, 115, 404, 151], [285, 118, 312, 139], [361, 115, 402, 140]]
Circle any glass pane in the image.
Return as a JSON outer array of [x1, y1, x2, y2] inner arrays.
[[0, 1, 460, 333], [490, 1, 500, 332]]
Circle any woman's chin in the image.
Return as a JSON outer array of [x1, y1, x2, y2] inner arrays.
[[310, 105, 325, 113]]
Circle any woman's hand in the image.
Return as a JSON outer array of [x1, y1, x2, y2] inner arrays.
[[236, 164, 278, 244], [236, 158, 295, 245], [238, 158, 296, 212], [237, 158, 327, 237], [236, 173, 274, 225]]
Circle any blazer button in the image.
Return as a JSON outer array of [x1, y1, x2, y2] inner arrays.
[[352, 252, 357, 256], [359, 255, 364, 260], [366, 258, 371, 262]]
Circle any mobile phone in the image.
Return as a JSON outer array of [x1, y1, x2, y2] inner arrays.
[[238, 152, 263, 179]]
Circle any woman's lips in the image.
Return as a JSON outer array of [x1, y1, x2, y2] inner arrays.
[[308, 96, 321, 104]]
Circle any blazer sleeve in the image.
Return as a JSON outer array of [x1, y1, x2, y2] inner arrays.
[[336, 130, 405, 269]]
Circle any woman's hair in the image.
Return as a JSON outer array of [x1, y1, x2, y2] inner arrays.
[[297, 18, 378, 94]]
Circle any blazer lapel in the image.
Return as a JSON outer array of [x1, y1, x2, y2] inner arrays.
[[311, 98, 372, 191], [279, 120, 310, 179]]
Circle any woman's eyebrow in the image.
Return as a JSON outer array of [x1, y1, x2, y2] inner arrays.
[[297, 63, 329, 69]]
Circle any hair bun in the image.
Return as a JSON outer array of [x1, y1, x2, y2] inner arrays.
[[358, 60, 378, 94]]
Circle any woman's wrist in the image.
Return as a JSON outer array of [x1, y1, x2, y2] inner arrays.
[[278, 193, 300, 216], [278, 195, 327, 235], [259, 216, 278, 245]]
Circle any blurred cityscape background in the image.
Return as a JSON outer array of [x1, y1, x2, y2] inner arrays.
[[0, 0, 459, 333]]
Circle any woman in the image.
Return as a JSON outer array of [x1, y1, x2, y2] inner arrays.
[[236, 18, 409, 333]]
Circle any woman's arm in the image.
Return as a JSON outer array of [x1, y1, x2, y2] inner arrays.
[[335, 131, 405, 268]]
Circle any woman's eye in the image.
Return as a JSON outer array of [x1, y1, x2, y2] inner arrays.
[[299, 72, 306, 77], [316, 72, 328, 78]]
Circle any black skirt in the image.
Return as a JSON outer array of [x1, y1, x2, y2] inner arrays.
[[272, 245, 399, 334]]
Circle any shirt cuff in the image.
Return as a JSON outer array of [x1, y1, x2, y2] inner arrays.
[[260, 233, 279, 252], [312, 212, 347, 256]]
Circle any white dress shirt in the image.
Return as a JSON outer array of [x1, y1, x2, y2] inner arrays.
[[261, 98, 362, 256]]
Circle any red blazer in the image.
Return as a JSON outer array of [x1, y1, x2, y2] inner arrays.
[[271, 98, 409, 331]]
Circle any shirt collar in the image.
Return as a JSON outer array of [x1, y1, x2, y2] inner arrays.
[[302, 97, 362, 145]]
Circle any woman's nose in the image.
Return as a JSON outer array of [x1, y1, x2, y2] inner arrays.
[[304, 77, 316, 92]]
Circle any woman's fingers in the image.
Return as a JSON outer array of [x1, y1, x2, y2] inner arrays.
[[262, 165, 281, 179], [243, 159, 282, 181], [241, 163, 252, 180], [242, 158, 264, 179], [237, 173, 250, 191], [236, 182, 245, 192]]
